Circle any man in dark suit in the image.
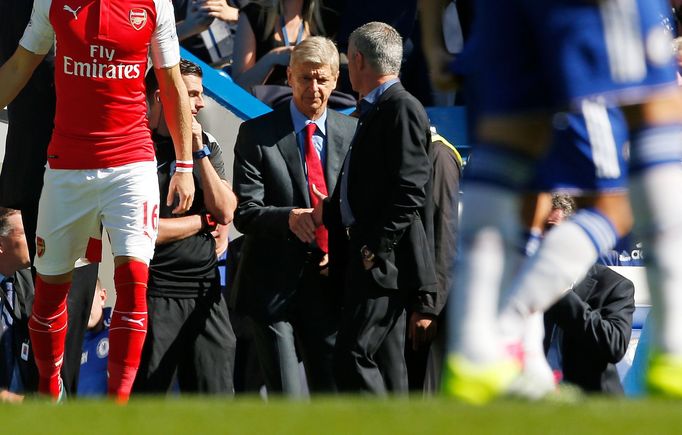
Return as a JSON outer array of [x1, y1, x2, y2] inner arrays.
[[544, 263, 634, 394], [541, 195, 635, 394], [0, 207, 38, 402], [232, 36, 357, 396], [312, 22, 437, 394]]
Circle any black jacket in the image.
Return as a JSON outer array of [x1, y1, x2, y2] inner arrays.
[[544, 264, 635, 394], [323, 82, 438, 314]]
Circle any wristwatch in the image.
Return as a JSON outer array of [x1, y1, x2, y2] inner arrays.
[[193, 145, 211, 160], [360, 245, 375, 262]]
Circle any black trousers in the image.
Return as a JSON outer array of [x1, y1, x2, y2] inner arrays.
[[250, 264, 339, 397], [333, 251, 408, 395], [134, 289, 236, 395], [62, 263, 99, 396]]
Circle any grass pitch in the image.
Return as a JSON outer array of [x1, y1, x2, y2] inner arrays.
[[1, 396, 681, 434]]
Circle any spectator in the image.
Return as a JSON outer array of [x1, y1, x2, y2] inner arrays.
[[232, 0, 325, 90], [542, 195, 635, 394], [172, 0, 241, 65], [0, 0, 195, 402], [312, 22, 437, 395], [0, 208, 37, 402], [232, 36, 356, 397], [134, 59, 238, 395], [77, 280, 111, 397]]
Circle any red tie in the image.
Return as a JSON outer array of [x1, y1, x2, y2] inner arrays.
[[304, 123, 328, 253]]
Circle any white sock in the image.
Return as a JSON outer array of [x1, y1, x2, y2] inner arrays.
[[499, 209, 617, 343], [629, 125, 682, 356], [631, 165, 682, 355], [448, 183, 524, 363]]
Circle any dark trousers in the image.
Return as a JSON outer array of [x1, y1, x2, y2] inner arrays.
[[334, 253, 408, 395], [134, 290, 236, 395], [250, 265, 338, 397], [62, 263, 99, 396]]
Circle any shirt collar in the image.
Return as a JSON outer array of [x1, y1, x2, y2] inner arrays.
[[289, 100, 328, 136], [362, 78, 400, 106], [0, 273, 8, 284]]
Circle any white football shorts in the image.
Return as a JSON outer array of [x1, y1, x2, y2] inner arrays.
[[34, 161, 160, 275]]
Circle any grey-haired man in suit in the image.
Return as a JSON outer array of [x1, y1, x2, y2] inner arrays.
[[232, 36, 357, 396]]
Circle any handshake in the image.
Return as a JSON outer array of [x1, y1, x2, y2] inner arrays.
[[287, 184, 326, 245]]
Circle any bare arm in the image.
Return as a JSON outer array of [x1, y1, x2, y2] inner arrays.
[[156, 215, 204, 245], [155, 64, 195, 214], [194, 126, 237, 224], [0, 46, 45, 108], [419, 0, 458, 91], [231, 13, 292, 91]]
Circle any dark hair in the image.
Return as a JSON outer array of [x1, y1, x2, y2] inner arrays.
[[0, 207, 19, 238], [179, 59, 203, 78], [145, 59, 203, 102]]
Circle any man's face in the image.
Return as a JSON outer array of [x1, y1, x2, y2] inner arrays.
[[288, 61, 338, 119], [182, 74, 205, 115], [0, 213, 31, 275]]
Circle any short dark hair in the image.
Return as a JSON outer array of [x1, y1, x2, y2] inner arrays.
[[179, 59, 202, 78], [145, 59, 203, 101], [0, 207, 19, 238]]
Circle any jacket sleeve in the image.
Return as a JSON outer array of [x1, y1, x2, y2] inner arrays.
[[232, 123, 295, 239], [546, 273, 635, 363]]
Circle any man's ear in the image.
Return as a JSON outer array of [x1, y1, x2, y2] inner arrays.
[[154, 89, 161, 103], [287, 65, 293, 84]]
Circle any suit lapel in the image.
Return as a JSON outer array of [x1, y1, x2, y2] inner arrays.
[[325, 111, 351, 192], [274, 107, 310, 207]]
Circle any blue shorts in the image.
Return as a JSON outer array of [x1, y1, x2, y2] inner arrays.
[[533, 102, 629, 193], [469, 0, 678, 115]]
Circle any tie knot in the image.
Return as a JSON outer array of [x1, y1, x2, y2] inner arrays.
[[305, 122, 317, 139]]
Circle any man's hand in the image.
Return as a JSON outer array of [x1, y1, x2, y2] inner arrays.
[[289, 208, 316, 243], [311, 184, 326, 227], [168, 171, 195, 214], [201, 0, 239, 22], [212, 223, 229, 257], [183, 0, 214, 37], [408, 312, 437, 351], [191, 116, 204, 151]]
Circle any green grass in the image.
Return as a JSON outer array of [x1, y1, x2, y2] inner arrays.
[[1, 396, 681, 434]]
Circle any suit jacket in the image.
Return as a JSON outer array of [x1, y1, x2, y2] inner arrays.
[[0, 268, 38, 392], [544, 264, 635, 394], [323, 82, 438, 314], [231, 105, 357, 321]]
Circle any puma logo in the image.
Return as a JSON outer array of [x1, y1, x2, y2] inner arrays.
[[121, 316, 145, 327], [63, 4, 81, 20]]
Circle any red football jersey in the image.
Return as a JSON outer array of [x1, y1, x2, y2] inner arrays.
[[20, 0, 180, 169]]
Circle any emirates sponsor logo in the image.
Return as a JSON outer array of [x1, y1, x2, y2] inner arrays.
[[62, 44, 141, 79], [129, 9, 147, 31]]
